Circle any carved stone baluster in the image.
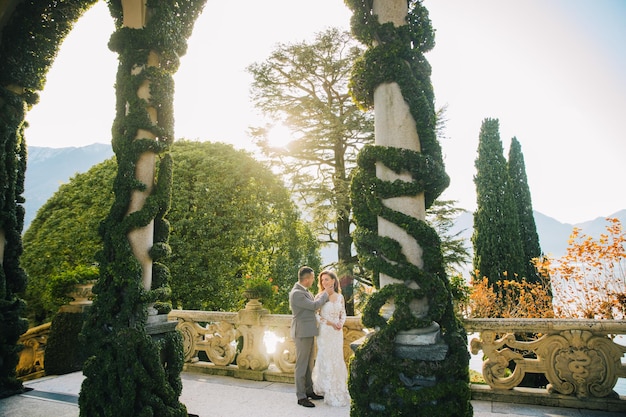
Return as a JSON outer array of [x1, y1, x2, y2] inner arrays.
[[271, 325, 296, 373], [236, 299, 269, 371], [204, 322, 237, 366], [342, 322, 366, 366], [175, 319, 203, 362]]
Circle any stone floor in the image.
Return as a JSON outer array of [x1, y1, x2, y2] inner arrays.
[[1, 371, 625, 417]]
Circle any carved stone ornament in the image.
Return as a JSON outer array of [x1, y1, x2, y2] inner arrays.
[[542, 330, 625, 398], [470, 326, 626, 398], [176, 319, 237, 365]]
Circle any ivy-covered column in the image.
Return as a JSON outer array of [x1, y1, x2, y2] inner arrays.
[[0, 85, 29, 398], [78, 1, 206, 416], [347, 1, 472, 416], [0, 0, 98, 397], [122, 0, 159, 295]]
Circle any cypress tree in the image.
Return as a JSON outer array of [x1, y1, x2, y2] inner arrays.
[[472, 118, 525, 286], [508, 137, 542, 283]]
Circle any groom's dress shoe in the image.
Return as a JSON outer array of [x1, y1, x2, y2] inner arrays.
[[298, 398, 315, 407], [307, 392, 324, 400]]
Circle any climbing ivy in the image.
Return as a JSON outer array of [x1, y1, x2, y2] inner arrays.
[[77, 1, 206, 416], [0, 0, 98, 397], [0, 87, 29, 398], [345, 1, 472, 415]]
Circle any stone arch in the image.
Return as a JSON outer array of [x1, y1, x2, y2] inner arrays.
[[0, 4, 207, 411], [0, 0, 102, 396]]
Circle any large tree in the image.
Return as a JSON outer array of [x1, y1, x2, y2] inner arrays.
[[472, 118, 525, 286], [508, 137, 542, 283], [247, 27, 373, 280], [21, 141, 320, 321], [426, 199, 471, 277]]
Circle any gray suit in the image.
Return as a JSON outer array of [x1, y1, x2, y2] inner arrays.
[[289, 282, 328, 400]]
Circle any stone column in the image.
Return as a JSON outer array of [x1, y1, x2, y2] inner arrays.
[[373, 0, 434, 337], [121, 0, 157, 292]]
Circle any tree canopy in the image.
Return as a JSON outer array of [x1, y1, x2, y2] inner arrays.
[[248, 27, 373, 278], [21, 140, 320, 322]]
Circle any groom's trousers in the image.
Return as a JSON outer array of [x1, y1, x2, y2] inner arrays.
[[294, 335, 315, 400]]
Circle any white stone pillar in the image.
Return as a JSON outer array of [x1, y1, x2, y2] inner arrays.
[[373, 0, 427, 310], [121, 0, 157, 292], [371, 2, 438, 340]]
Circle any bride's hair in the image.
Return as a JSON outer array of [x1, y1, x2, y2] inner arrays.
[[317, 269, 340, 294]]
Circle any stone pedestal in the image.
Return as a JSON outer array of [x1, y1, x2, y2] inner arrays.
[[351, 324, 450, 410], [394, 322, 448, 361], [146, 313, 179, 336], [146, 314, 180, 366], [236, 299, 270, 371]]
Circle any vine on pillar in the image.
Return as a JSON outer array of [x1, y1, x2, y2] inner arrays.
[[0, 0, 99, 397], [346, 1, 472, 415], [78, 1, 206, 416], [0, 87, 29, 398]]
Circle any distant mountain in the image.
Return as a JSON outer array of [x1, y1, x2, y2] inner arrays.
[[23, 143, 114, 230], [21, 144, 625, 266], [450, 209, 626, 261]]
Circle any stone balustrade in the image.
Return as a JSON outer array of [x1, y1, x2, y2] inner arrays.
[[168, 299, 366, 382], [16, 321, 51, 380], [465, 318, 626, 411], [15, 307, 626, 411]]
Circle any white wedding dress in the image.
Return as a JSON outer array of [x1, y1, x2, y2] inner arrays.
[[312, 294, 351, 407]]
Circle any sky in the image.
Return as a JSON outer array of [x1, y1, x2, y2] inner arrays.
[[24, 0, 626, 225]]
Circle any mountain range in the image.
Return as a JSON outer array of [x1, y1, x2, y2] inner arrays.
[[450, 209, 626, 260], [23, 143, 114, 229], [22, 144, 625, 262]]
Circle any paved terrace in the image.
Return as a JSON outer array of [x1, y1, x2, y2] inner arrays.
[[1, 371, 624, 417]]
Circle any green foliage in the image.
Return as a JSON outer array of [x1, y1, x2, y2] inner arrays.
[[47, 265, 99, 312], [23, 166, 111, 322], [472, 118, 525, 286], [508, 137, 542, 283], [21, 141, 319, 318], [79, 328, 187, 417], [0, 0, 98, 102], [0, 88, 29, 397], [44, 311, 88, 375], [242, 276, 276, 302], [448, 274, 472, 318], [248, 27, 373, 278], [346, 1, 471, 415], [426, 199, 471, 276], [167, 141, 320, 313], [424, 198, 472, 317]]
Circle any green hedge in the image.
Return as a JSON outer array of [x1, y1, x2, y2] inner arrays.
[[45, 311, 88, 375]]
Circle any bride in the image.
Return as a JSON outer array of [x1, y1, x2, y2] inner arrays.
[[312, 270, 351, 407]]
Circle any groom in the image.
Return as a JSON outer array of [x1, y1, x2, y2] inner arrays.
[[289, 266, 331, 408]]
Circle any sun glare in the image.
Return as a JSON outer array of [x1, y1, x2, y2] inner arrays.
[[266, 124, 294, 149]]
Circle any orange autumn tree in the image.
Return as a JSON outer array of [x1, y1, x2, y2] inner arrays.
[[533, 217, 626, 319], [469, 274, 553, 318]]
